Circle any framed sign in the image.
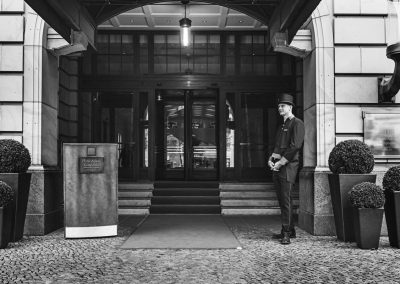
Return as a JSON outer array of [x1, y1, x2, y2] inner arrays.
[[364, 112, 400, 158]]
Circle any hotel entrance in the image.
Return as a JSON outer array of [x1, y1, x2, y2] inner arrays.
[[155, 89, 218, 181]]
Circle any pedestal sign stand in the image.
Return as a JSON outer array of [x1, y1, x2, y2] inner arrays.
[[63, 143, 118, 238]]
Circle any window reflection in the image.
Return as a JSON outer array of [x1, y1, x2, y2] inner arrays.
[[165, 103, 185, 168], [226, 96, 235, 168], [192, 101, 217, 169]]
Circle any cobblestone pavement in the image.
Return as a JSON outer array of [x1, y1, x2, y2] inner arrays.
[[1, 215, 400, 284]]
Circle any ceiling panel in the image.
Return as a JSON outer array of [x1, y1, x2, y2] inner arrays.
[[98, 4, 266, 30], [225, 15, 257, 28], [118, 14, 148, 26], [189, 16, 220, 27], [153, 16, 182, 28]]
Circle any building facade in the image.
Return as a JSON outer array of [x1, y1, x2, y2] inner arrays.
[[0, 0, 398, 235]]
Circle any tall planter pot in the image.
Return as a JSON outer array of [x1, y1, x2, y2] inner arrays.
[[352, 208, 383, 249], [0, 206, 13, 248], [328, 174, 377, 242], [0, 173, 31, 242], [384, 190, 400, 248]]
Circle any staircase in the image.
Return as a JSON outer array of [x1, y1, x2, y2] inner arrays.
[[118, 181, 299, 215], [150, 181, 221, 214], [220, 183, 299, 215], [118, 182, 153, 215]]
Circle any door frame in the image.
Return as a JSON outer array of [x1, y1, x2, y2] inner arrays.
[[153, 88, 219, 181]]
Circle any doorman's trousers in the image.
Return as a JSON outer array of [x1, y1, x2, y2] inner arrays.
[[273, 171, 295, 232]]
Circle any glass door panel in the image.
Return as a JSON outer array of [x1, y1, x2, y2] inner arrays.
[[165, 102, 185, 169], [240, 93, 277, 181], [155, 91, 185, 180], [190, 96, 217, 180], [96, 93, 136, 181]]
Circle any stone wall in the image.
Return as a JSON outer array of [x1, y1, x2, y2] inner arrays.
[[0, 0, 24, 142], [299, 0, 397, 235]]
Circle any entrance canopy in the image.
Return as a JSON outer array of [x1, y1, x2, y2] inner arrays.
[[24, 0, 320, 50]]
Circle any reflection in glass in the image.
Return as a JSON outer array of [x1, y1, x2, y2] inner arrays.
[[191, 100, 217, 169], [240, 93, 268, 168], [165, 103, 185, 168], [364, 113, 400, 157], [115, 108, 134, 169], [98, 94, 135, 180], [142, 106, 149, 167], [226, 98, 235, 168]]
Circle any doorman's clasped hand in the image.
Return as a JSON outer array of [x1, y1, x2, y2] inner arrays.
[[272, 160, 283, 171]]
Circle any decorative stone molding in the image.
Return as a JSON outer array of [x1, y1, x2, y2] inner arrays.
[[272, 30, 312, 58], [48, 29, 89, 57]]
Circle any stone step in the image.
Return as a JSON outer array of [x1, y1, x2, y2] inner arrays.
[[118, 208, 149, 215], [220, 183, 275, 190], [118, 190, 153, 198], [154, 181, 219, 188], [152, 196, 220, 205], [221, 199, 299, 207], [150, 204, 221, 214], [222, 207, 299, 215], [118, 182, 154, 190], [221, 191, 275, 198], [152, 188, 220, 196], [118, 199, 151, 207]]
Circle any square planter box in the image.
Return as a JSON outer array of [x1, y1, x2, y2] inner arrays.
[[328, 174, 377, 242], [0, 173, 31, 242], [353, 208, 383, 249], [0, 206, 13, 249], [384, 190, 400, 248]]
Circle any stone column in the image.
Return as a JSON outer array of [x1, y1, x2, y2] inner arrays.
[[298, 0, 336, 235], [23, 5, 63, 235]]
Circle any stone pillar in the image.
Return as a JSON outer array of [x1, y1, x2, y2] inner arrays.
[[298, 0, 337, 235], [23, 5, 63, 235]]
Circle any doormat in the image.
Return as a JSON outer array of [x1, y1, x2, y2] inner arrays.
[[120, 214, 241, 249]]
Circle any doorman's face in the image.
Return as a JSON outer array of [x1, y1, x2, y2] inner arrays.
[[278, 104, 292, 116]]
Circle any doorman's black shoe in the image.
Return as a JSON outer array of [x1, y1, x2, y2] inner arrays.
[[280, 232, 291, 245], [272, 229, 296, 239]]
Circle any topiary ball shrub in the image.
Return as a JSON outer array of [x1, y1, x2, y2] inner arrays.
[[0, 139, 31, 173], [382, 165, 400, 192], [349, 182, 385, 208], [0, 181, 14, 207], [328, 140, 374, 174]]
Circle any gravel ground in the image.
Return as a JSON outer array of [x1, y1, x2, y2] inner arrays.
[[0, 215, 399, 284]]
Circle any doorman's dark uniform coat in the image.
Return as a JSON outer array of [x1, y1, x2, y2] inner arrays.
[[272, 116, 305, 183], [270, 115, 305, 232]]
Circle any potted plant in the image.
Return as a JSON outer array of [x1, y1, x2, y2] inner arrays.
[[0, 139, 31, 242], [0, 181, 15, 248], [328, 139, 375, 242], [382, 165, 400, 248], [348, 182, 385, 249]]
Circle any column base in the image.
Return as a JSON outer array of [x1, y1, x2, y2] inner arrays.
[[25, 167, 63, 235], [299, 210, 335, 235], [298, 166, 336, 236]]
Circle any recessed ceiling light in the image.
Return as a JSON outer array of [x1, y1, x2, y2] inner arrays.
[[239, 20, 244, 23]]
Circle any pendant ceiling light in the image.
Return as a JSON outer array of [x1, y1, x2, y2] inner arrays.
[[179, 0, 191, 47]]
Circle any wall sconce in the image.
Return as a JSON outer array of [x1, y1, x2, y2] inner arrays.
[[179, 0, 191, 47], [379, 0, 400, 103]]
